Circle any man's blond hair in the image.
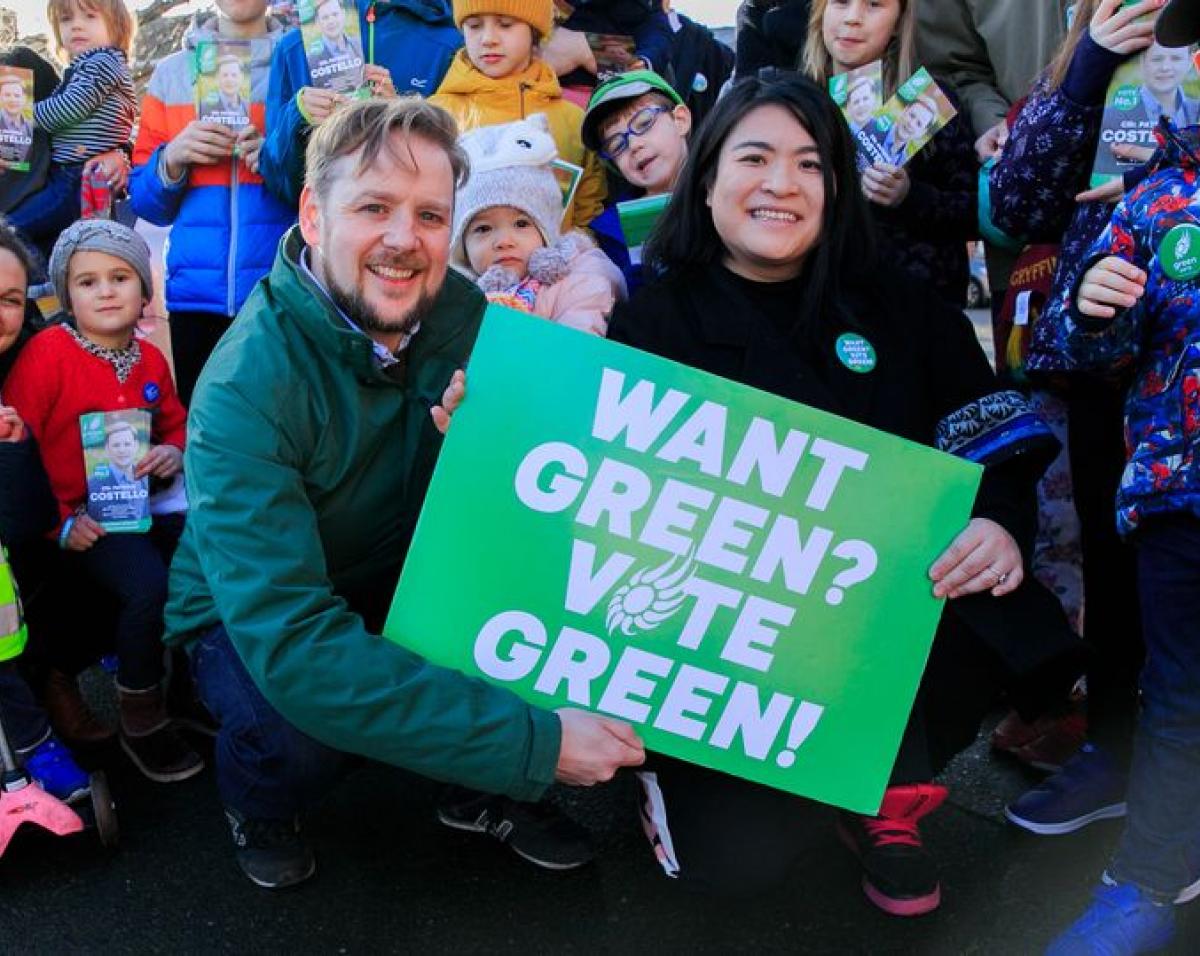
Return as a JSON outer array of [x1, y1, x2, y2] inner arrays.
[[305, 97, 469, 202]]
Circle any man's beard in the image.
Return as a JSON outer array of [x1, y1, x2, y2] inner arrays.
[[326, 266, 436, 342]]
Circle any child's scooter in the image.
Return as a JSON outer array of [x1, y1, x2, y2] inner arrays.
[[0, 709, 118, 856]]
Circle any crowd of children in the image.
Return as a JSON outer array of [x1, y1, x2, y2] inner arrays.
[[2, 0, 1200, 951]]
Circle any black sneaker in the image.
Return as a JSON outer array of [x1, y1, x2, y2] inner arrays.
[[837, 783, 947, 917], [225, 808, 316, 889], [436, 787, 594, 870]]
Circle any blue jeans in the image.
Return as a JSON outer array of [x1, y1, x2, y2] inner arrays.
[[68, 513, 182, 691], [6, 162, 83, 253], [1111, 514, 1200, 899], [189, 624, 347, 820]]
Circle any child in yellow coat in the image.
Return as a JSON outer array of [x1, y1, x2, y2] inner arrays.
[[431, 0, 605, 229]]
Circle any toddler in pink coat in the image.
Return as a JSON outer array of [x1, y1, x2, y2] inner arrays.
[[451, 115, 626, 336]]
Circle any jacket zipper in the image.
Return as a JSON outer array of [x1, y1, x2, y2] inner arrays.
[[519, 82, 531, 119], [227, 153, 239, 316]]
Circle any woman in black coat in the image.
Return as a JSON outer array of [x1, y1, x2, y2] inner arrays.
[[608, 71, 1080, 916]]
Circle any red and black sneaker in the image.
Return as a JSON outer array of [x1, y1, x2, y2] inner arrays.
[[837, 783, 948, 917]]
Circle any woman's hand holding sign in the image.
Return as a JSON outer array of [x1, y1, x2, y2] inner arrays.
[[555, 708, 645, 785], [929, 517, 1023, 599]]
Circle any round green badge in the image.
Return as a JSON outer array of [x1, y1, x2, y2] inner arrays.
[[835, 333, 877, 373], [1160, 223, 1200, 282]]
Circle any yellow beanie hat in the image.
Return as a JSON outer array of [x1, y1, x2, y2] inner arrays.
[[452, 0, 554, 38]]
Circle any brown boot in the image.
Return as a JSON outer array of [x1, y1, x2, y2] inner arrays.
[[118, 684, 204, 784], [43, 669, 116, 745]]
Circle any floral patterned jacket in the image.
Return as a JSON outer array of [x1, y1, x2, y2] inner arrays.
[[1062, 125, 1200, 535]]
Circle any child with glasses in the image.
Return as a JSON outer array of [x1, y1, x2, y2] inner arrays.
[[581, 70, 692, 292], [452, 116, 626, 335]]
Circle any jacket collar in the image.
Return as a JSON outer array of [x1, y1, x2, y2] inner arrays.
[[436, 52, 563, 102], [270, 226, 484, 385]]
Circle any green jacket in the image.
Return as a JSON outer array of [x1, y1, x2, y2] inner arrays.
[[165, 227, 561, 802]]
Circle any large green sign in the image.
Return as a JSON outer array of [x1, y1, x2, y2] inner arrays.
[[384, 307, 981, 813]]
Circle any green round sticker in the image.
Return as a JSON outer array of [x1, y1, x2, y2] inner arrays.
[[1112, 85, 1140, 111], [835, 333, 877, 373], [1160, 224, 1200, 282]]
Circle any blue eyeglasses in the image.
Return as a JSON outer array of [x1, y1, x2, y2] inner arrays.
[[601, 105, 671, 160]]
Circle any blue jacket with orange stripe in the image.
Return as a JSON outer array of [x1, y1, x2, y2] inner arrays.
[[259, 0, 462, 207], [129, 13, 296, 318]]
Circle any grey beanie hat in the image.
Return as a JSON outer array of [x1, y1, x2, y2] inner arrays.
[[451, 115, 564, 277], [50, 219, 153, 312]]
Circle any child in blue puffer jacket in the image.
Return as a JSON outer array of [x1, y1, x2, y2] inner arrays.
[[259, 0, 463, 207]]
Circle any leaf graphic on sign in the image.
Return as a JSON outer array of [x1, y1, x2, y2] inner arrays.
[[1178, 230, 1192, 260], [605, 549, 695, 638]]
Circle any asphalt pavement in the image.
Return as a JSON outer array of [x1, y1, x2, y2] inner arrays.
[[1, 672, 1197, 955]]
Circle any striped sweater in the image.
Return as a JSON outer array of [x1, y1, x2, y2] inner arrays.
[[34, 46, 136, 164]]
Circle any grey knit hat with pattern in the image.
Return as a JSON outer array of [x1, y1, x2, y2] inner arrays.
[[50, 219, 153, 313], [451, 114, 564, 277]]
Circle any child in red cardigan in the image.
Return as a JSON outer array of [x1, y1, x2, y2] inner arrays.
[[4, 219, 202, 784]]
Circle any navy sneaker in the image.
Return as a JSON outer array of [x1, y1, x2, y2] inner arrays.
[[1046, 883, 1175, 955], [225, 808, 316, 889], [1005, 744, 1127, 835], [437, 787, 594, 870], [23, 736, 89, 804]]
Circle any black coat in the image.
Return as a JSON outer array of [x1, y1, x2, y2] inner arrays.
[[608, 263, 1081, 685], [735, 0, 811, 75], [0, 324, 57, 546]]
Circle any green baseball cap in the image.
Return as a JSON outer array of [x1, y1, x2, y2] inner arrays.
[[581, 69, 684, 153]]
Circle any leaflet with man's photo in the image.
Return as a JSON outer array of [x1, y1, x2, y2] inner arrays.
[[0, 66, 35, 173], [852, 68, 956, 170], [301, 0, 365, 94], [1090, 41, 1200, 188], [828, 60, 882, 137], [80, 409, 152, 533], [194, 40, 253, 131]]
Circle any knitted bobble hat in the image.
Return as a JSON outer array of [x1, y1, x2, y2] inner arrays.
[[451, 115, 563, 276], [50, 219, 153, 313], [452, 0, 553, 37]]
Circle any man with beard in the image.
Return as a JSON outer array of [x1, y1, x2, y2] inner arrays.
[[164, 97, 645, 890]]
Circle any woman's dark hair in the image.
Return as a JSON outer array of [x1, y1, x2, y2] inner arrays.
[[0, 216, 35, 281], [646, 69, 877, 343]]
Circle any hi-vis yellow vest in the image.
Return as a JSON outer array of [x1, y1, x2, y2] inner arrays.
[[0, 541, 27, 663]]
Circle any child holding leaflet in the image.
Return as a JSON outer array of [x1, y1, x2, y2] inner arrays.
[[3, 220, 201, 786], [802, 0, 978, 306], [5, 0, 137, 251]]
